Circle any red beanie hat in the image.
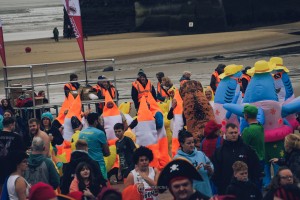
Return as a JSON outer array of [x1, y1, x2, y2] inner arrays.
[[29, 182, 56, 200], [204, 120, 222, 138]]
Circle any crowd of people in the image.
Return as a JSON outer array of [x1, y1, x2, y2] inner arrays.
[[1, 56, 300, 200]]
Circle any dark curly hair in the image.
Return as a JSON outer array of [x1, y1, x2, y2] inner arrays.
[[133, 146, 153, 164]]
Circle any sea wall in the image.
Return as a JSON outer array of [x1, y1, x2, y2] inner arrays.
[[63, 0, 300, 36]]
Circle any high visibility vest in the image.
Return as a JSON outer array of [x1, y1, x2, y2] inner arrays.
[[157, 82, 168, 101], [241, 74, 251, 97], [212, 71, 220, 88], [64, 83, 77, 91], [132, 80, 152, 102], [92, 84, 116, 99]]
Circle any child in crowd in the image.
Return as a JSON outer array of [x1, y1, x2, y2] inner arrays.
[[226, 161, 262, 200], [114, 123, 136, 182]]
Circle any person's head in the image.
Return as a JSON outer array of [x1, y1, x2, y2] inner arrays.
[[97, 75, 109, 88], [205, 90, 213, 101], [3, 110, 13, 119], [137, 69, 147, 84], [156, 72, 164, 82], [133, 146, 153, 171], [76, 162, 92, 180], [243, 104, 258, 121], [232, 161, 248, 182], [225, 123, 239, 142], [38, 90, 45, 97], [114, 123, 124, 140], [204, 120, 222, 139], [87, 113, 99, 127], [71, 116, 82, 131], [274, 184, 300, 200], [41, 112, 53, 127], [182, 71, 191, 79], [75, 139, 88, 151], [29, 182, 57, 200], [1, 99, 10, 107], [97, 187, 122, 200], [28, 118, 40, 136], [7, 151, 28, 174], [31, 137, 45, 153], [70, 73, 78, 81], [178, 129, 194, 154], [162, 77, 173, 89], [269, 167, 298, 190], [242, 66, 251, 75], [2, 117, 16, 131], [216, 64, 226, 74], [157, 159, 203, 200], [284, 134, 300, 153]]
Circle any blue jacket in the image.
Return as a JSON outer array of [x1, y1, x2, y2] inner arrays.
[[174, 148, 213, 197]]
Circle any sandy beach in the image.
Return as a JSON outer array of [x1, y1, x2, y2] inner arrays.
[[1, 21, 300, 103], [1, 21, 300, 199]]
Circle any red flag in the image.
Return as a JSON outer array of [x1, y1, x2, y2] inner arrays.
[[62, 0, 85, 61], [0, 19, 6, 66]]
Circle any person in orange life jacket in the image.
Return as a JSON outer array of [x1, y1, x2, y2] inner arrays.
[[131, 69, 157, 110], [210, 64, 225, 94], [240, 66, 251, 97], [64, 73, 80, 97], [179, 71, 191, 87], [92, 75, 118, 115], [156, 72, 168, 102]]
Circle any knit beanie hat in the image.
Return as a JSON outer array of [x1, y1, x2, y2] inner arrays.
[[41, 112, 54, 122], [29, 182, 56, 200], [204, 120, 222, 138]]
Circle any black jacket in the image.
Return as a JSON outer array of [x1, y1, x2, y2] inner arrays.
[[60, 150, 106, 194], [277, 149, 300, 180], [211, 137, 261, 194], [226, 177, 262, 200], [41, 126, 64, 146], [188, 190, 210, 200], [131, 79, 157, 110]]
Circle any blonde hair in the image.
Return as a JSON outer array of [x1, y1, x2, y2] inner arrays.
[[162, 77, 173, 87], [204, 86, 215, 101], [285, 134, 300, 151], [232, 161, 248, 172]]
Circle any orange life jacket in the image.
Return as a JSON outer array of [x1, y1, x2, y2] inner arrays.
[[157, 82, 168, 101], [132, 80, 152, 102], [212, 71, 221, 88], [240, 74, 251, 97], [64, 83, 77, 91], [92, 84, 116, 99]]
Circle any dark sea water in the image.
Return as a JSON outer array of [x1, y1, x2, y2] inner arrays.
[[0, 0, 63, 41]]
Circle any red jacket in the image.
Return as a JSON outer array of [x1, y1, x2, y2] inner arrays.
[[201, 136, 223, 159]]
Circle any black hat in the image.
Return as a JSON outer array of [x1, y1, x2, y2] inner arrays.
[[157, 159, 203, 193], [71, 116, 82, 129], [70, 73, 78, 81], [137, 69, 146, 78], [98, 75, 108, 81]]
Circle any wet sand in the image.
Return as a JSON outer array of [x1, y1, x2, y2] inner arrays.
[[1, 21, 300, 103]]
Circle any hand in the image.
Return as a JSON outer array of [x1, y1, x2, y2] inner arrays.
[[196, 163, 203, 170], [83, 188, 94, 198], [171, 99, 177, 109], [48, 134, 53, 142], [269, 158, 279, 163], [204, 163, 213, 174]]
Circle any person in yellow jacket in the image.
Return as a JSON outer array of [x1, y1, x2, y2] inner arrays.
[[70, 116, 83, 151]]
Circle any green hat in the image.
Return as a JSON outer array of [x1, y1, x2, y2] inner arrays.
[[243, 104, 258, 117]]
